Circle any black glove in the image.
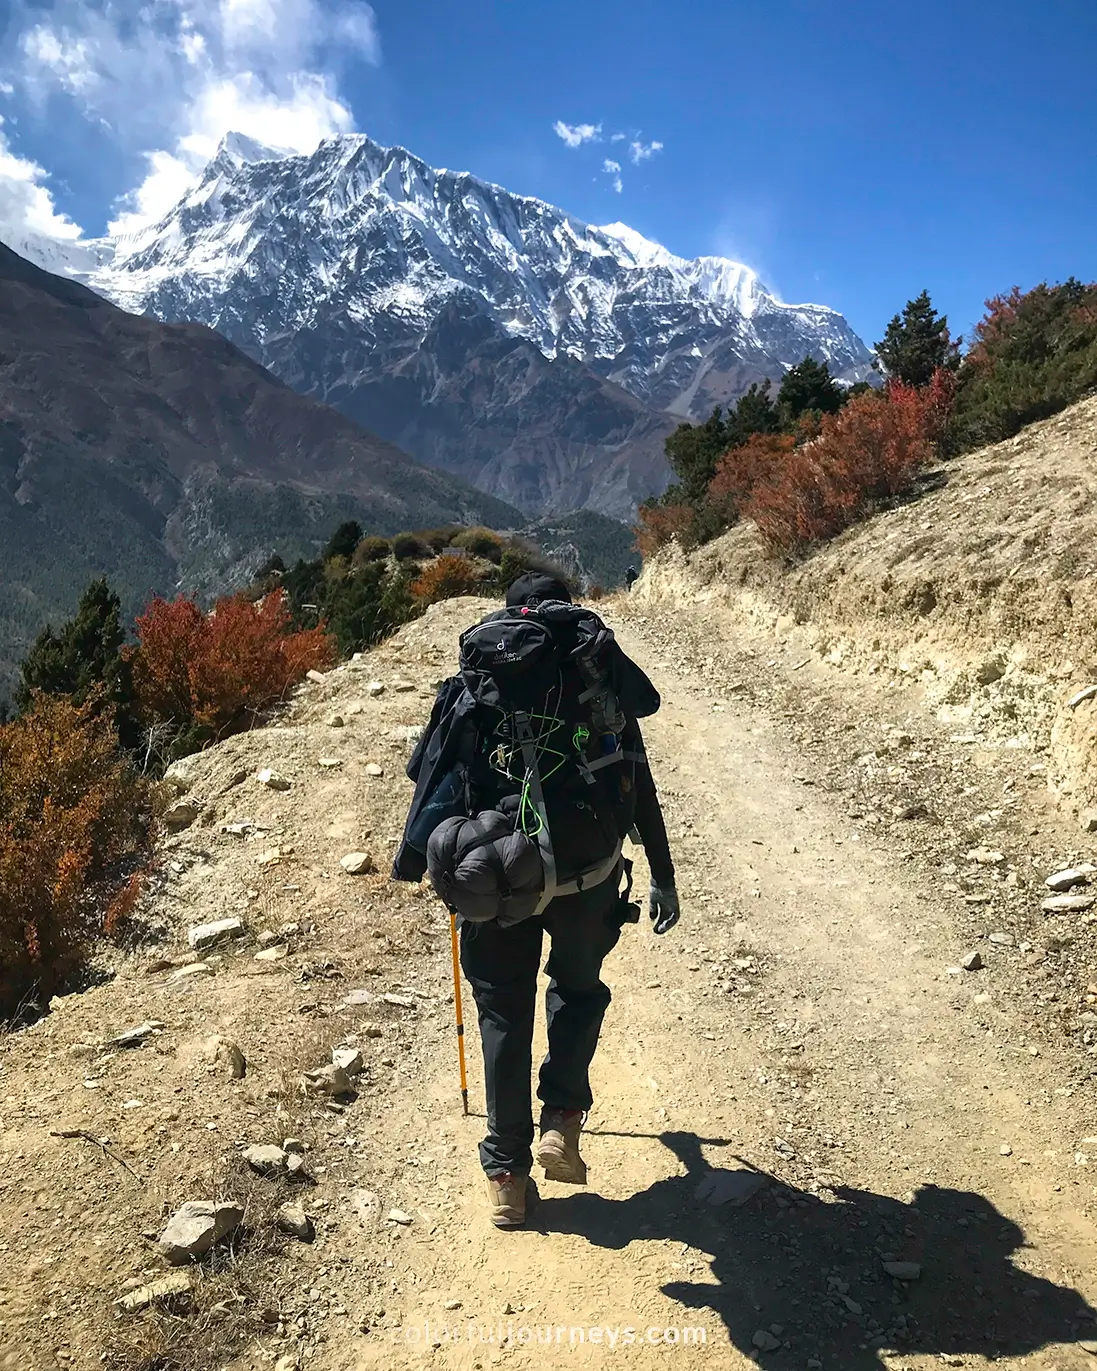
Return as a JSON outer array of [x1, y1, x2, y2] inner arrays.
[[649, 882, 680, 935]]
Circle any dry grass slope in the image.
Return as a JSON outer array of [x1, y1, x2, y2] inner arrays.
[[637, 394, 1097, 821]]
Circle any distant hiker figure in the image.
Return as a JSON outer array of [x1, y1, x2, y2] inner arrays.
[[394, 571, 678, 1227], [625, 565, 639, 592]]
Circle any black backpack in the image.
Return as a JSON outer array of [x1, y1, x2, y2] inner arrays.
[[425, 600, 658, 920]]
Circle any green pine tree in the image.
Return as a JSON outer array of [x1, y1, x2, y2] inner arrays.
[[874, 290, 959, 388], [16, 578, 139, 748], [323, 520, 363, 563], [776, 357, 845, 426], [726, 380, 780, 446]]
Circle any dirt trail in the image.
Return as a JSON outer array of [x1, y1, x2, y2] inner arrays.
[[4, 596, 1097, 1371], [323, 609, 1097, 1370]]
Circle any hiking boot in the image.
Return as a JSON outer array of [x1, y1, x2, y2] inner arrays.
[[485, 1171, 533, 1228], [537, 1107, 588, 1185]]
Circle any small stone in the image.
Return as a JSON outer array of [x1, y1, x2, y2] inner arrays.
[[1079, 811, 1097, 834], [988, 932, 1013, 945], [999, 1144, 1013, 1156], [303, 1064, 355, 1097], [328, 715, 345, 728], [393, 681, 416, 693], [367, 680, 385, 696], [280, 921, 300, 937], [967, 848, 1005, 865], [286, 1152, 307, 1175], [332, 1046, 364, 1076], [318, 758, 343, 769], [257, 848, 281, 866], [163, 799, 201, 831], [243, 1144, 290, 1176], [113, 1270, 194, 1315], [444, 1299, 462, 1310], [276, 1202, 314, 1241], [169, 961, 214, 983], [362, 1022, 383, 1037], [751, 1329, 780, 1351], [110, 1020, 165, 1049], [307, 669, 327, 684], [1045, 865, 1096, 891], [255, 944, 289, 962], [257, 930, 281, 947], [256, 769, 291, 791], [882, 1261, 922, 1281], [382, 992, 416, 1009], [961, 950, 984, 972], [158, 1201, 243, 1264], [340, 851, 375, 875], [274, 1357, 301, 1371], [388, 1208, 413, 1225], [842, 1296, 863, 1315], [364, 762, 384, 778], [1041, 893, 1095, 913], [187, 917, 244, 951], [191, 1034, 246, 1079]]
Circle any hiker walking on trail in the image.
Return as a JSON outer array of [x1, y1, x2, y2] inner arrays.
[[625, 565, 639, 592], [393, 572, 678, 1227]]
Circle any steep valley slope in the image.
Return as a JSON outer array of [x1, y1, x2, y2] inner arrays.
[[0, 242, 519, 699]]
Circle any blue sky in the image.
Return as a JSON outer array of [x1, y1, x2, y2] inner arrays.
[[0, 0, 1094, 346]]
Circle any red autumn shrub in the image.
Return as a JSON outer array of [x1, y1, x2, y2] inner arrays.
[[410, 554, 486, 602], [0, 694, 153, 1006], [131, 589, 335, 743], [737, 380, 948, 553], [709, 431, 798, 509], [635, 502, 696, 556]]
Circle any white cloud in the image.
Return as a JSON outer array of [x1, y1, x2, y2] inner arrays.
[[0, 0, 380, 241], [553, 119, 601, 148], [602, 158, 622, 193], [629, 138, 663, 166], [610, 132, 625, 142], [0, 118, 85, 244]]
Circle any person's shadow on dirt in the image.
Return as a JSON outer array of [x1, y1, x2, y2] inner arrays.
[[536, 1131, 1097, 1366]]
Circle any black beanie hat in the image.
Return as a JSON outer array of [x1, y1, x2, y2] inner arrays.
[[505, 572, 573, 608]]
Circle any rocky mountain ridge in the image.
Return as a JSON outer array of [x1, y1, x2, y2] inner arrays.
[[27, 131, 874, 518]]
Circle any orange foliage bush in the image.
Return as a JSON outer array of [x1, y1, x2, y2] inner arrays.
[[635, 503, 697, 557], [736, 381, 947, 553], [0, 694, 153, 1003], [130, 589, 334, 742], [708, 431, 797, 508], [410, 554, 486, 602]]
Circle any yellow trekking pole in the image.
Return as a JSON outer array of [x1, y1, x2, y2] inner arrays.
[[449, 910, 469, 1115]]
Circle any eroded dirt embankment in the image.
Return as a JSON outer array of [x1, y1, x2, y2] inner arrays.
[[635, 395, 1097, 823]]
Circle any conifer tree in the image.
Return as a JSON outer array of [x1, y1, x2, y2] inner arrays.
[[875, 290, 959, 388], [777, 357, 845, 426]]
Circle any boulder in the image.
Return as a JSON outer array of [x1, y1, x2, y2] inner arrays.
[[332, 1046, 364, 1076], [163, 799, 201, 831], [113, 1270, 194, 1316], [243, 1144, 290, 1177], [187, 917, 244, 951], [276, 1202, 314, 1241], [163, 757, 200, 795], [158, 1201, 243, 1264], [340, 852, 375, 875], [303, 1064, 355, 1097]]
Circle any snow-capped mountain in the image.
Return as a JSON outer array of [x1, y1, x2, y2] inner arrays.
[[36, 133, 875, 517]]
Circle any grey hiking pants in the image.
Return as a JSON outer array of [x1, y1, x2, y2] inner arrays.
[[459, 869, 626, 1176]]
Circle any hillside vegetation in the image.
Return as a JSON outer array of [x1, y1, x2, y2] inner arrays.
[[636, 393, 1097, 824]]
